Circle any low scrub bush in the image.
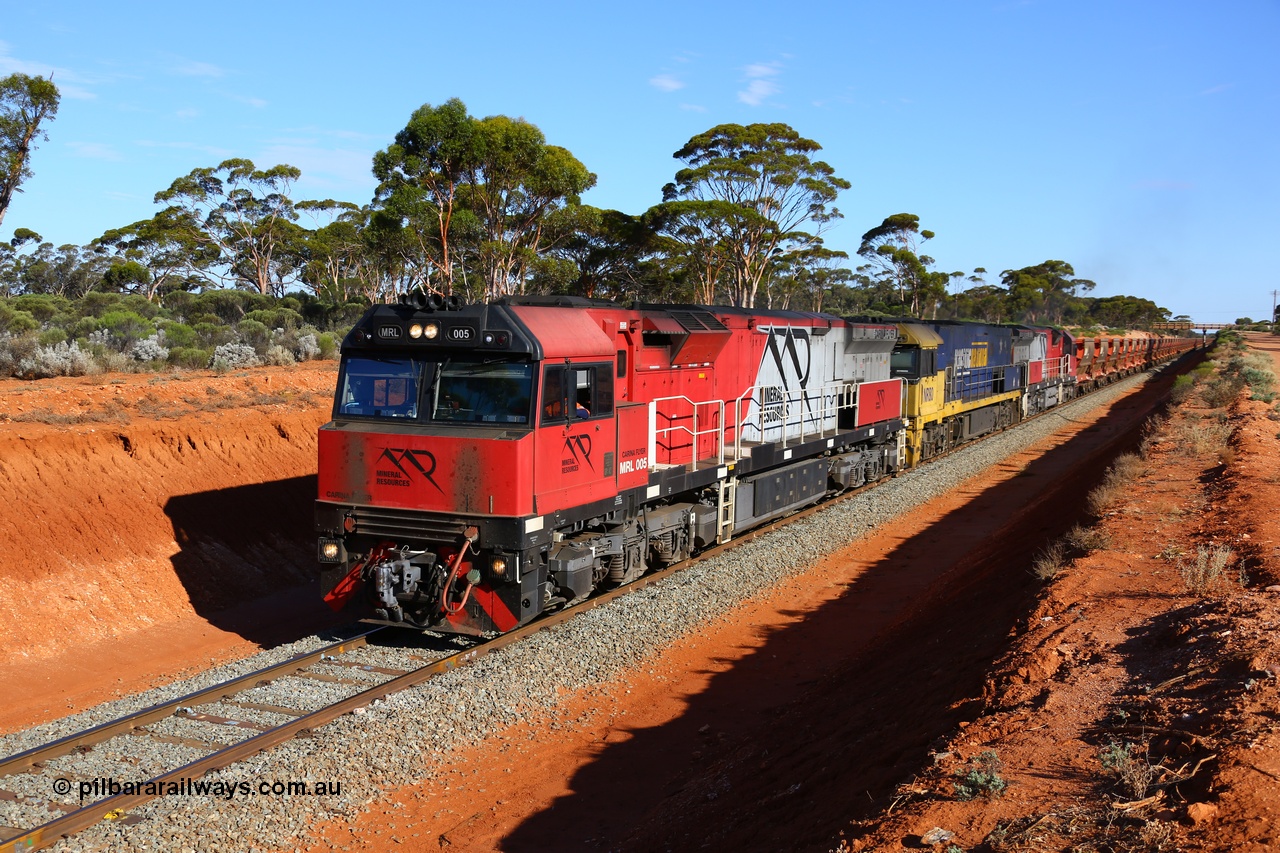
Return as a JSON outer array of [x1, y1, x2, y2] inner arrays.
[[130, 332, 170, 363], [1200, 376, 1245, 407], [1175, 420, 1233, 457], [17, 340, 96, 378], [316, 332, 338, 359], [210, 342, 260, 371], [1169, 374, 1196, 403], [168, 346, 213, 369], [1065, 524, 1111, 552], [1180, 544, 1235, 594], [263, 344, 295, 366], [0, 290, 355, 379], [1100, 740, 1161, 800], [954, 750, 1007, 801], [1086, 452, 1146, 516]]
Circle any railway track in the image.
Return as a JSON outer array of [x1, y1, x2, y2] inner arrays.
[[0, 360, 1194, 852]]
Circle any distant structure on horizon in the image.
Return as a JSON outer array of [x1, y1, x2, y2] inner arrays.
[[1152, 322, 1236, 331]]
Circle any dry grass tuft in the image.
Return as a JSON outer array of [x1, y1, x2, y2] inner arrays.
[[1173, 419, 1233, 457], [1065, 524, 1111, 553], [1032, 540, 1069, 580], [1087, 452, 1147, 516]]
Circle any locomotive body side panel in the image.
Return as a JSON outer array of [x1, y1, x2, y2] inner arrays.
[[318, 424, 535, 517]]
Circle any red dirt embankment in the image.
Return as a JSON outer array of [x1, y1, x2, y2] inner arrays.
[[0, 363, 340, 729]]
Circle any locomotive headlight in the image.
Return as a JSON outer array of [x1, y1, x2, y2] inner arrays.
[[318, 538, 343, 563], [490, 556, 508, 577], [423, 322, 440, 340], [408, 323, 424, 339]]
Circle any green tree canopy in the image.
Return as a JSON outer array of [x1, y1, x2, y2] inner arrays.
[[1000, 260, 1095, 324], [0, 74, 60, 230], [856, 213, 949, 318], [655, 122, 849, 308], [93, 209, 218, 301], [372, 99, 595, 302], [154, 159, 304, 296]]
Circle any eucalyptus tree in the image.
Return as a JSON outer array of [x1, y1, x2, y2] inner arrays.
[[787, 244, 853, 312], [10, 241, 106, 298], [654, 122, 849, 308], [856, 213, 948, 318], [541, 206, 657, 300], [460, 114, 595, 300], [0, 227, 41, 297], [644, 200, 737, 305], [295, 200, 379, 304], [0, 74, 60, 230], [153, 159, 304, 296], [372, 98, 476, 295], [955, 283, 1009, 323], [1000, 260, 1095, 324], [93, 209, 216, 301], [1087, 295, 1168, 329], [373, 99, 595, 302]]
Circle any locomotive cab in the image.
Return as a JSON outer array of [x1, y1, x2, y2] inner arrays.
[[316, 295, 633, 636], [318, 298, 540, 635]]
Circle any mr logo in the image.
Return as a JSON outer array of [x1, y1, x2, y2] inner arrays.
[[375, 447, 442, 492], [562, 434, 594, 474]]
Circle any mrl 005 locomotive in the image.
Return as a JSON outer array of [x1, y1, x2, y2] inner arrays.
[[315, 295, 1194, 635]]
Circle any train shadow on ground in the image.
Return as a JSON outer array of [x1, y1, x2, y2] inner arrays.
[[503, 360, 1199, 852], [162, 474, 348, 646]]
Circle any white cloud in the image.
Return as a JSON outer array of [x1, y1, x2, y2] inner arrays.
[[738, 61, 783, 105], [0, 40, 97, 99], [232, 94, 269, 109], [738, 79, 779, 106], [57, 84, 96, 100], [135, 139, 236, 159], [173, 59, 225, 78], [255, 143, 374, 190], [175, 108, 200, 119], [67, 141, 122, 161], [650, 74, 684, 92], [1200, 83, 1233, 96], [680, 103, 707, 113], [743, 62, 782, 79]]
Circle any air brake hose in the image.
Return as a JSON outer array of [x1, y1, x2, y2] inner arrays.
[[440, 539, 475, 616]]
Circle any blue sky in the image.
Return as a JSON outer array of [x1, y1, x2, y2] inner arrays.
[[4, 0, 1278, 322]]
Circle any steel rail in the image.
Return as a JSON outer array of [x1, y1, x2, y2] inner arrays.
[[0, 628, 382, 779]]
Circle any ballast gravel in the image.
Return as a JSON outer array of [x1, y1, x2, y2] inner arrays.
[[0, 371, 1159, 852]]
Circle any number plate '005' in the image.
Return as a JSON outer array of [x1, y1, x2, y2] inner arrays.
[[447, 326, 475, 341]]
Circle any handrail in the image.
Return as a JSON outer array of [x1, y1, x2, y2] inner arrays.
[[648, 381, 858, 472], [649, 395, 726, 471]]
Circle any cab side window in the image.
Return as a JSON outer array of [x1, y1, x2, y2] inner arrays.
[[542, 362, 613, 424], [542, 366, 566, 420]]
